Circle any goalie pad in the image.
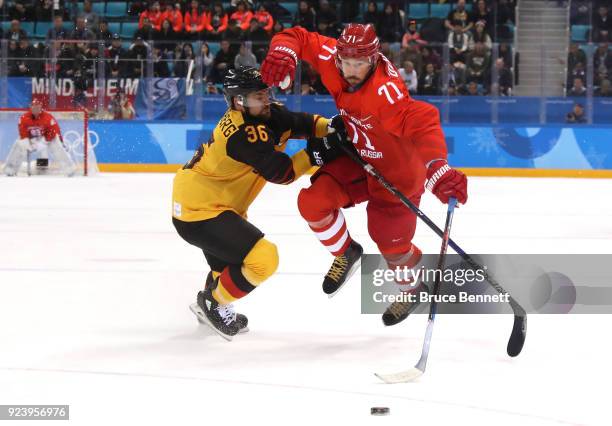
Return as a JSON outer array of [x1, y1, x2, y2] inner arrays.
[[3, 138, 30, 176], [48, 136, 76, 176]]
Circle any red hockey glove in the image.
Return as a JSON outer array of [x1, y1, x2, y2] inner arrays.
[[425, 160, 468, 205], [260, 44, 298, 87]]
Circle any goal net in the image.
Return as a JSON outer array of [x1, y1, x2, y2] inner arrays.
[[0, 108, 99, 176]]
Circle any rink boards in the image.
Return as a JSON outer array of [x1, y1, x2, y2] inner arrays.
[[83, 121, 612, 177]]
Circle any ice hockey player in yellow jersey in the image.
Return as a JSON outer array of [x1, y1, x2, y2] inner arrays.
[[172, 66, 346, 340]]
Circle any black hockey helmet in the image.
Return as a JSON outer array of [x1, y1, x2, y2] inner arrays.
[[223, 66, 270, 108]]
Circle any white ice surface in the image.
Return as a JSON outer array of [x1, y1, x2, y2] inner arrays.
[[1, 174, 611, 426]]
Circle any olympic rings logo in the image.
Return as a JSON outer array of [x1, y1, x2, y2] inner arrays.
[[62, 130, 100, 158]]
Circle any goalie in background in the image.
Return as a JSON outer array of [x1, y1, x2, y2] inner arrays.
[[3, 99, 76, 177]]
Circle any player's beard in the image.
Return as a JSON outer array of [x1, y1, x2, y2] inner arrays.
[[346, 76, 362, 86]]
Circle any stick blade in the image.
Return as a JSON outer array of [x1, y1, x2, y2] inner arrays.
[[507, 314, 527, 357], [375, 367, 424, 384]]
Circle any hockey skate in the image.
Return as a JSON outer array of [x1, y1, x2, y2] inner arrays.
[[189, 278, 241, 341], [190, 272, 249, 335], [381, 283, 431, 326], [204, 271, 249, 332], [322, 241, 363, 297]]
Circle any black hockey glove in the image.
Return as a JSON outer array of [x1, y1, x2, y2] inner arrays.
[[305, 114, 351, 166], [306, 131, 349, 167]]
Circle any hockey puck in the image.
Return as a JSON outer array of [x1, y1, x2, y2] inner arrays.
[[370, 407, 390, 416]]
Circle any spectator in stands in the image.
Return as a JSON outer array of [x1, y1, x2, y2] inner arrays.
[[135, 17, 156, 41], [568, 77, 587, 96], [184, 0, 206, 39], [128, 37, 149, 78], [465, 81, 481, 96], [445, 0, 473, 34], [419, 63, 440, 95], [84, 43, 101, 81], [82, 0, 100, 30], [56, 42, 76, 78], [317, 0, 339, 35], [162, 3, 184, 34], [210, 39, 235, 83], [35, 0, 54, 22], [569, 61, 586, 87], [271, 20, 284, 36], [200, 42, 215, 80], [223, 19, 244, 44], [363, 2, 379, 26], [566, 103, 586, 123], [421, 46, 441, 72], [109, 89, 136, 119], [253, 4, 274, 33], [570, 0, 590, 25], [140, 1, 163, 30], [380, 41, 398, 66], [402, 19, 427, 51], [316, 18, 337, 38], [596, 79, 612, 97], [156, 19, 177, 58], [448, 62, 467, 94], [245, 19, 270, 62], [7, 20, 28, 41], [294, 0, 316, 32], [234, 42, 258, 69], [7, 40, 21, 77], [263, 0, 291, 22], [152, 46, 170, 77], [492, 58, 513, 96], [466, 43, 491, 86], [593, 5, 612, 43], [95, 21, 113, 47], [107, 34, 128, 77], [498, 43, 513, 68], [470, 0, 492, 37], [400, 44, 423, 75], [496, 0, 516, 40], [567, 43, 586, 76], [11, 39, 37, 77], [470, 21, 492, 52], [378, 3, 404, 45], [46, 15, 67, 41], [9, 2, 33, 22], [400, 60, 418, 93], [231, 1, 253, 31], [448, 25, 470, 65], [594, 42, 612, 83], [206, 2, 229, 40], [71, 16, 95, 41]]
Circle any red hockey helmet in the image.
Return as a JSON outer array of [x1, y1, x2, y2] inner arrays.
[[335, 23, 380, 68]]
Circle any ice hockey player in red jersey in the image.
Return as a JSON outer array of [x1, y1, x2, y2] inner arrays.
[[261, 24, 468, 326], [3, 100, 76, 176]]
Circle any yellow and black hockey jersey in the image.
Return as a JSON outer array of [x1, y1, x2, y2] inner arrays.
[[172, 103, 330, 222]]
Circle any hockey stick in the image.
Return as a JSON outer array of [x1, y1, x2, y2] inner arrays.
[[26, 150, 31, 176], [338, 144, 526, 358], [376, 198, 457, 383]]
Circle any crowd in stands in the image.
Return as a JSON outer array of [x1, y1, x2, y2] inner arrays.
[[569, 1, 612, 97], [0, 0, 517, 98]]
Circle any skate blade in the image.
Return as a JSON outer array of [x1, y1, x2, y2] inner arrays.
[[189, 303, 234, 341], [191, 305, 249, 334], [327, 257, 362, 299]]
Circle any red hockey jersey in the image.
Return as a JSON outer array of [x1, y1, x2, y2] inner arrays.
[[18, 111, 62, 142], [270, 27, 448, 201]]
